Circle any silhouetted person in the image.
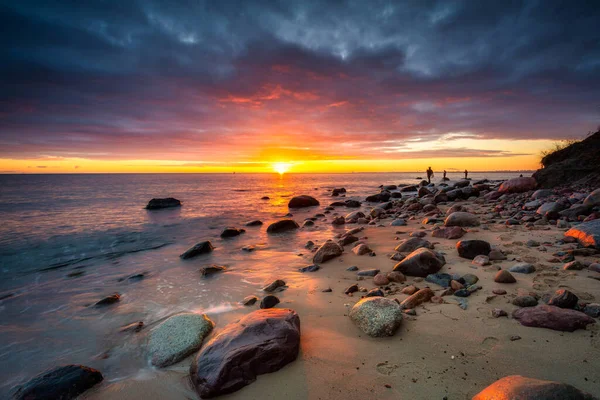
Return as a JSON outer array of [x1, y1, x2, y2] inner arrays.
[[519, 174, 523, 177], [464, 169, 468, 179], [443, 170, 447, 179], [426, 167, 434, 183]]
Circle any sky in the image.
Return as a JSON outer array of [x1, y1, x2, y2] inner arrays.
[[1, 0, 599, 173]]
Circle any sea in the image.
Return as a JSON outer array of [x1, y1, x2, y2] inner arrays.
[[0, 172, 526, 396]]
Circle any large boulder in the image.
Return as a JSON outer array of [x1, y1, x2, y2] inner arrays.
[[473, 375, 597, 400], [148, 313, 214, 367], [456, 240, 491, 259], [584, 188, 600, 207], [180, 241, 214, 259], [190, 309, 300, 398], [565, 219, 600, 248], [513, 305, 595, 332], [498, 177, 537, 194], [267, 219, 300, 234], [349, 297, 403, 337], [288, 195, 320, 208], [145, 197, 181, 210], [444, 212, 480, 227], [313, 241, 343, 263], [394, 237, 432, 253], [13, 365, 103, 400], [393, 248, 446, 277]]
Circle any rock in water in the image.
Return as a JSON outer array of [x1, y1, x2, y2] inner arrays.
[[513, 305, 595, 332], [245, 220, 263, 226], [13, 365, 103, 400], [456, 240, 491, 259], [288, 195, 320, 208], [190, 309, 300, 398], [266, 219, 299, 234], [199, 265, 226, 277], [148, 313, 214, 367], [497, 177, 537, 193], [260, 295, 280, 309], [473, 375, 597, 400], [220, 227, 245, 238], [263, 279, 286, 292], [180, 241, 214, 259], [313, 242, 343, 263], [349, 297, 403, 337], [444, 212, 480, 227], [393, 248, 446, 277], [94, 293, 120, 307], [565, 219, 600, 249], [145, 197, 181, 210], [394, 237, 432, 253]]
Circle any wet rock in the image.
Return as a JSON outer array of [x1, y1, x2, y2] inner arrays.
[[444, 212, 480, 227], [513, 305, 595, 331], [494, 270, 516, 283], [263, 279, 286, 292], [338, 234, 358, 246], [180, 241, 215, 259], [357, 269, 380, 277], [400, 288, 434, 309], [509, 263, 536, 274], [512, 296, 538, 307], [298, 264, 320, 273], [386, 271, 406, 283], [431, 226, 466, 239], [13, 365, 104, 400], [220, 227, 245, 238], [393, 248, 446, 277], [313, 242, 343, 263], [242, 296, 259, 306], [472, 255, 490, 266], [352, 243, 372, 255], [332, 216, 345, 225], [394, 237, 432, 253], [563, 260, 585, 270], [94, 293, 120, 307], [473, 375, 597, 400], [199, 265, 226, 277], [145, 197, 181, 210], [190, 309, 300, 398], [498, 177, 537, 194], [373, 274, 389, 286], [456, 240, 491, 259], [267, 219, 300, 234], [565, 219, 600, 249], [345, 199, 361, 208], [548, 289, 579, 309], [120, 321, 144, 333], [365, 192, 392, 202], [260, 295, 280, 309], [288, 195, 320, 208], [349, 297, 403, 337], [148, 313, 214, 367], [346, 211, 365, 220], [245, 220, 263, 227], [241, 245, 256, 252]]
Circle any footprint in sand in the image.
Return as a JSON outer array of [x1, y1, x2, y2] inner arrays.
[[465, 336, 499, 357], [376, 361, 399, 376]]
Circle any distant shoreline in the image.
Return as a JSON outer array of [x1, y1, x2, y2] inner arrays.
[[0, 170, 536, 176]]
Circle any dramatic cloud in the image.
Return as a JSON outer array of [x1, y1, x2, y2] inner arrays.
[[1, 0, 599, 166]]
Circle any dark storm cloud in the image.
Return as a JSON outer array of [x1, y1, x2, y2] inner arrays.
[[1, 0, 599, 160]]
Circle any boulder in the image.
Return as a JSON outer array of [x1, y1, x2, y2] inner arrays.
[[349, 297, 403, 337], [393, 248, 446, 277], [180, 241, 214, 259], [565, 219, 600, 248], [560, 204, 593, 220], [190, 309, 300, 398], [266, 219, 299, 234], [148, 313, 214, 367], [288, 195, 320, 208], [456, 240, 491, 259], [473, 375, 597, 400], [513, 305, 595, 332], [12, 365, 103, 400], [432, 226, 466, 239], [394, 237, 432, 253], [444, 212, 479, 227], [145, 197, 181, 210], [263, 279, 286, 292], [498, 177, 537, 194], [313, 242, 343, 263], [548, 289, 579, 309], [584, 188, 600, 207]]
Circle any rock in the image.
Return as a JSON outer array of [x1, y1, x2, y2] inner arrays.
[[400, 288, 434, 309], [492, 309, 508, 318], [512, 296, 538, 307], [321, 287, 333, 293], [583, 303, 600, 318], [373, 274, 389, 286], [346, 265, 359, 271], [589, 263, 600, 273], [509, 263, 536, 274], [220, 227, 245, 238], [145, 197, 181, 210], [338, 234, 358, 246], [498, 177, 537, 194], [344, 199, 361, 208], [393, 248, 446, 277], [331, 216, 345, 225], [261, 196, 270, 200], [456, 240, 491, 259], [531, 189, 554, 199], [242, 295, 259, 306], [241, 245, 255, 252], [431, 226, 466, 239], [493, 289, 507, 295], [536, 202, 565, 218], [365, 288, 385, 297], [94, 293, 120, 307], [345, 284, 359, 295], [12, 365, 104, 400], [444, 212, 480, 227], [148, 313, 214, 367], [513, 305, 595, 331], [390, 252, 405, 261], [386, 271, 406, 283], [473, 375, 597, 400], [180, 241, 215, 259], [565, 219, 600, 249], [584, 188, 600, 207], [313, 242, 343, 263], [332, 188, 346, 196], [263, 279, 286, 292], [267, 219, 300, 234], [563, 260, 585, 270], [352, 243, 372, 255], [488, 250, 507, 260], [199, 265, 226, 277], [400, 185, 418, 192], [365, 192, 391, 202], [472, 255, 490, 266], [357, 269, 380, 277], [560, 204, 593, 220], [190, 309, 300, 398], [402, 285, 418, 295], [394, 237, 432, 253], [390, 218, 407, 226], [346, 211, 365, 220], [425, 273, 452, 288], [298, 264, 320, 273], [260, 295, 280, 309], [494, 270, 516, 283], [548, 289, 579, 309], [349, 297, 403, 337], [120, 321, 144, 333], [288, 195, 320, 208], [451, 280, 464, 290], [245, 220, 263, 226], [461, 274, 479, 286]]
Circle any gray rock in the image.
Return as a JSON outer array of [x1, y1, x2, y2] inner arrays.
[[512, 295, 538, 307], [565, 219, 600, 249], [393, 248, 446, 277], [180, 241, 214, 259], [357, 269, 380, 277], [444, 211, 480, 227], [313, 242, 343, 263], [349, 297, 403, 337], [509, 263, 536, 274]]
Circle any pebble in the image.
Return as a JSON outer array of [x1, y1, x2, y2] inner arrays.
[[492, 308, 508, 318], [494, 270, 516, 283]]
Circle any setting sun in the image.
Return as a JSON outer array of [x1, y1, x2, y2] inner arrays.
[[272, 162, 292, 175]]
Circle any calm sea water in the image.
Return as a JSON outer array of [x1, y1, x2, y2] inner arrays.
[[0, 172, 525, 395]]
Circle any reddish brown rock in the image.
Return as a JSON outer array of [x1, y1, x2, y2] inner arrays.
[[393, 248, 446, 277], [400, 288, 434, 309], [473, 375, 596, 400], [431, 226, 466, 240], [513, 305, 595, 332], [373, 273, 390, 286], [401, 285, 418, 295], [494, 270, 516, 283], [564, 219, 600, 249], [498, 177, 537, 194], [386, 271, 406, 283]]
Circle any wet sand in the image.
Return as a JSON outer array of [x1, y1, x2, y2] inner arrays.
[[83, 198, 600, 399]]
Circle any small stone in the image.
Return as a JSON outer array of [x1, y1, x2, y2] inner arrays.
[[373, 274, 390, 286], [242, 296, 259, 306], [386, 271, 406, 283], [365, 288, 385, 298], [298, 264, 320, 273], [509, 263, 536, 274], [346, 266, 359, 271], [492, 308, 508, 318], [510, 335, 522, 341], [512, 296, 538, 307], [493, 289, 507, 295], [345, 284, 359, 295], [263, 279, 286, 292], [260, 295, 280, 309], [494, 270, 516, 283], [402, 285, 418, 295], [547, 289, 579, 309], [400, 288, 434, 309], [583, 303, 600, 317], [472, 255, 490, 266], [488, 250, 507, 260], [450, 280, 464, 290], [357, 269, 380, 277], [94, 293, 120, 307], [199, 265, 226, 277]]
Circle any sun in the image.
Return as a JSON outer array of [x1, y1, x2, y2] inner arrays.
[[272, 162, 291, 175]]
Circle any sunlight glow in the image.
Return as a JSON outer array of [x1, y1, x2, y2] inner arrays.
[[272, 162, 292, 175]]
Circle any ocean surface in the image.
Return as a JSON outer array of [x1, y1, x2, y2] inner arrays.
[[0, 172, 526, 395]]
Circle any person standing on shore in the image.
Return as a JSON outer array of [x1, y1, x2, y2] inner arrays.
[[426, 167, 434, 183], [443, 170, 447, 180], [464, 169, 468, 179]]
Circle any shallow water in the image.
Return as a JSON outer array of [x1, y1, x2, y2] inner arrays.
[[0, 172, 524, 396]]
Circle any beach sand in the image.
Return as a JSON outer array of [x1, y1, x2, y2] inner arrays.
[[83, 198, 600, 400]]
